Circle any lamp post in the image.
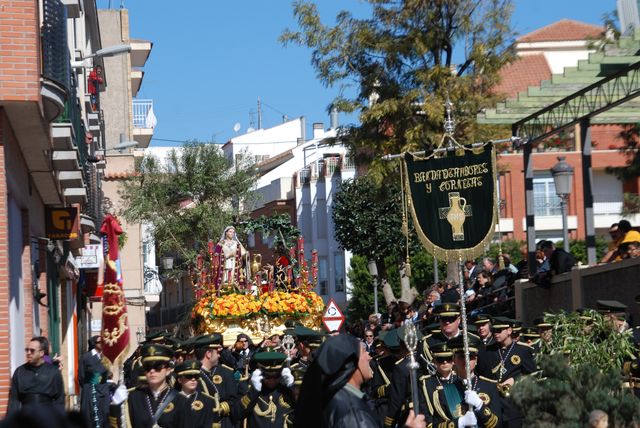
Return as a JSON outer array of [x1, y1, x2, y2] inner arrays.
[[550, 156, 574, 253], [367, 260, 379, 314], [71, 44, 132, 68]]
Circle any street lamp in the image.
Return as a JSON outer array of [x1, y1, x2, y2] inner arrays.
[[367, 260, 379, 315], [113, 133, 138, 152], [550, 156, 574, 253], [71, 44, 132, 68]]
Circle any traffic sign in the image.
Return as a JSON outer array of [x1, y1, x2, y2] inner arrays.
[[322, 299, 345, 332]]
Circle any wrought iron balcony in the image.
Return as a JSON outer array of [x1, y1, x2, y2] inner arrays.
[[41, 0, 70, 122]]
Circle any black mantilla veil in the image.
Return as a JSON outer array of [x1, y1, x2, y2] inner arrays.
[[293, 334, 362, 428]]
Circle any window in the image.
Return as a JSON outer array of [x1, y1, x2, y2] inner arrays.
[[533, 175, 561, 216], [318, 257, 328, 295], [334, 253, 345, 292], [317, 198, 327, 239]]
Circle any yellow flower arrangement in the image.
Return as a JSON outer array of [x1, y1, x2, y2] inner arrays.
[[193, 290, 325, 321]]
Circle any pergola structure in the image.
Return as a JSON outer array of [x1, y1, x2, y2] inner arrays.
[[478, 30, 640, 274]]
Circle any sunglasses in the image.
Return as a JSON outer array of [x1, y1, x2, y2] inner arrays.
[[455, 353, 478, 359], [440, 316, 458, 324], [492, 327, 508, 333], [25, 347, 40, 354], [365, 335, 374, 338], [434, 356, 453, 363], [143, 362, 168, 372], [181, 374, 199, 380]]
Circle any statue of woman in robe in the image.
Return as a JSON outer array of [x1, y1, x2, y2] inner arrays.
[[212, 226, 249, 291]]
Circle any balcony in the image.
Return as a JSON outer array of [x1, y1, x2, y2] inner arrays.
[[131, 70, 144, 97], [41, 0, 70, 122], [132, 99, 156, 148], [130, 39, 153, 68]]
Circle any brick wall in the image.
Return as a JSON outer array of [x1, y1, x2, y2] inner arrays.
[[0, 0, 40, 102], [0, 116, 11, 414]]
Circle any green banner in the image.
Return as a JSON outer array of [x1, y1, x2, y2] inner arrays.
[[403, 145, 497, 261]]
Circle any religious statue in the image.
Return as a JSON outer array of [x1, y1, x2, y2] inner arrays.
[[212, 226, 250, 291]]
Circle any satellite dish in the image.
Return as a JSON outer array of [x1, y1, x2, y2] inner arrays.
[[247, 127, 255, 133], [233, 123, 241, 133]]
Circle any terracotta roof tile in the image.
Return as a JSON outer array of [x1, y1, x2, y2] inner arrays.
[[104, 171, 139, 180], [493, 54, 551, 98], [517, 19, 604, 43]]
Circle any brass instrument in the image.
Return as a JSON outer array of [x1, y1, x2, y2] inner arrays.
[[497, 382, 511, 398]]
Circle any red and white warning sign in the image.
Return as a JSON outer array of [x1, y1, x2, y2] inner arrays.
[[322, 299, 345, 332]]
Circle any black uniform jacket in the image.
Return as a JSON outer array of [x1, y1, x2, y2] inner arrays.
[[237, 384, 295, 427], [322, 384, 380, 428], [112, 385, 189, 428], [420, 374, 502, 428], [197, 364, 238, 426]]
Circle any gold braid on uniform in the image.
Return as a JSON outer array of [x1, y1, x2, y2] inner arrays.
[[420, 377, 434, 416], [432, 390, 449, 421], [384, 416, 395, 427], [240, 394, 252, 409], [219, 400, 231, 416], [436, 422, 455, 428], [485, 412, 499, 428], [254, 395, 277, 423]]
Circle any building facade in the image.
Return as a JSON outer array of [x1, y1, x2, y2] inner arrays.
[[0, 0, 118, 410], [486, 20, 640, 244]]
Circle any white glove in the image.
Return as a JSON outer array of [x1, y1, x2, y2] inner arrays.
[[251, 368, 263, 392], [464, 389, 483, 410], [281, 367, 294, 387], [112, 384, 128, 405], [458, 411, 478, 428]]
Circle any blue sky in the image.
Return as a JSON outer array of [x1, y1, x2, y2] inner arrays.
[[101, 0, 614, 146]]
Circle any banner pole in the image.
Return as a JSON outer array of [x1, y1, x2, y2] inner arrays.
[[457, 252, 472, 390]]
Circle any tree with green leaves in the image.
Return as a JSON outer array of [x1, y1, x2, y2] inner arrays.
[[332, 175, 404, 277], [281, 0, 515, 174], [118, 141, 257, 273], [283, 0, 516, 295], [512, 311, 640, 427]]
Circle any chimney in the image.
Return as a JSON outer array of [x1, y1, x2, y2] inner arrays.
[[300, 116, 306, 141], [330, 105, 339, 130], [313, 123, 324, 139]]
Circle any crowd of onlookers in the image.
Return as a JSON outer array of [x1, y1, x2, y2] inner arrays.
[[349, 219, 640, 347], [600, 220, 640, 263]]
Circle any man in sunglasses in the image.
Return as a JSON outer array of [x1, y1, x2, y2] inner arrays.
[[194, 333, 238, 427], [237, 350, 296, 427], [422, 304, 481, 367], [420, 341, 487, 427], [450, 335, 503, 427], [483, 317, 536, 428], [7, 336, 65, 418], [175, 360, 216, 428], [112, 343, 189, 428]]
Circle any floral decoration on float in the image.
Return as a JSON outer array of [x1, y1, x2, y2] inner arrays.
[[190, 230, 325, 342]]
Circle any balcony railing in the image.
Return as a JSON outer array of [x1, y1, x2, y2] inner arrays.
[[132, 99, 154, 128], [42, 0, 70, 93]]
